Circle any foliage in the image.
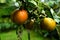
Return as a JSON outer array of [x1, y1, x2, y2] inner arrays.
[[0, 18, 17, 31], [0, 0, 60, 40]]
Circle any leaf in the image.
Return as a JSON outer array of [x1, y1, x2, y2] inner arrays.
[[14, 2, 19, 7], [0, 6, 16, 17], [41, 0, 44, 2], [50, 8, 60, 23], [55, 18, 60, 23], [29, 0, 37, 7], [0, 0, 6, 3], [50, 8, 54, 15]]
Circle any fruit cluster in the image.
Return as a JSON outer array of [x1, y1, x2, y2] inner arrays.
[[11, 9, 56, 31]]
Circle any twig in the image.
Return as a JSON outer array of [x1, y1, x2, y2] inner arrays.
[[27, 30, 30, 40]]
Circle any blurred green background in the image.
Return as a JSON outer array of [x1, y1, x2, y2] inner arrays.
[[0, 0, 60, 40]]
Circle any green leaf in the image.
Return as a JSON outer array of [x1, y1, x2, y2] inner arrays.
[[29, 0, 37, 7], [50, 8, 60, 23], [0, 0, 6, 3]]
